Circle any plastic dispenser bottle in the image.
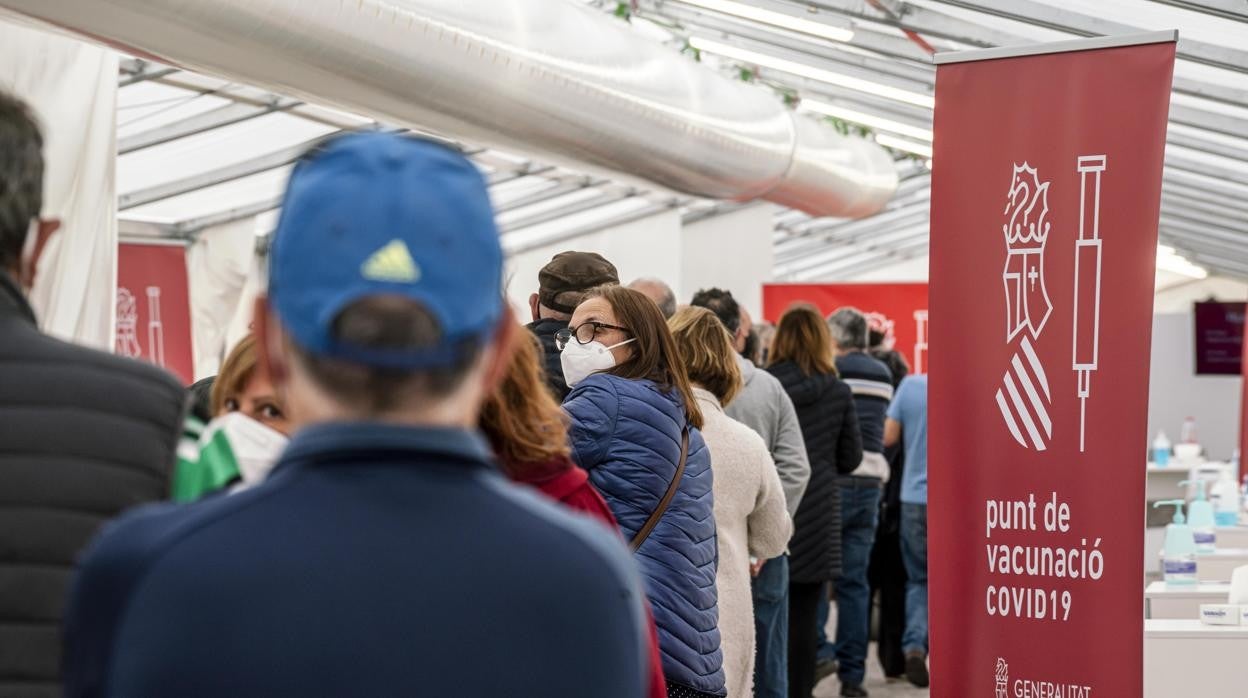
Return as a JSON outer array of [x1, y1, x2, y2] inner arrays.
[[1153, 431, 1171, 467], [1181, 480, 1217, 552], [1211, 469, 1240, 527], [1154, 500, 1197, 587], [1181, 417, 1198, 445]]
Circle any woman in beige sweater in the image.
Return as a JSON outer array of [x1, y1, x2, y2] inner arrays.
[[669, 307, 793, 697]]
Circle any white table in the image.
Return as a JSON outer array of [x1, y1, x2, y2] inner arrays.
[[1146, 464, 1190, 502], [1145, 619, 1248, 698], [1196, 548, 1248, 582], [1144, 581, 1232, 619], [1215, 526, 1248, 549]]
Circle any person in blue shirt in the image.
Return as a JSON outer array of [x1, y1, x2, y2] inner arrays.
[[884, 374, 929, 689], [61, 133, 651, 698]]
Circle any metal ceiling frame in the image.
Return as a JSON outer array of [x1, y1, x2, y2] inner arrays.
[[111, 1, 1246, 282]]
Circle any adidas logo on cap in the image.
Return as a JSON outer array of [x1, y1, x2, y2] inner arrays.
[[361, 239, 421, 283]]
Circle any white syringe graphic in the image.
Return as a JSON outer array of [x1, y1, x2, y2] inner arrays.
[[1072, 155, 1106, 453], [913, 309, 929, 375], [146, 286, 166, 368]]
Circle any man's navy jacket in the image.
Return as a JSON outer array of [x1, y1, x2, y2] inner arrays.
[[62, 423, 649, 697]]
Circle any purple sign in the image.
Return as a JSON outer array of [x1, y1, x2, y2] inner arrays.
[[1194, 301, 1245, 375]]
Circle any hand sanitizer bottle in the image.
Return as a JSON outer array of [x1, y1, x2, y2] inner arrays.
[[1153, 431, 1171, 467], [1181, 417, 1198, 445], [1154, 500, 1197, 587], [1211, 470, 1240, 527], [1180, 480, 1216, 552]]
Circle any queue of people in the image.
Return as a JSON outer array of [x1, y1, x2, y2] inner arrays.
[[0, 90, 930, 698]]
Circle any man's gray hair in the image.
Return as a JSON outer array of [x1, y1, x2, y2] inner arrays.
[[828, 307, 869, 350], [628, 277, 677, 319]]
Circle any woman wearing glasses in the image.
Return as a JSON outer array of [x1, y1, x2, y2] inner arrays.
[[560, 285, 725, 698]]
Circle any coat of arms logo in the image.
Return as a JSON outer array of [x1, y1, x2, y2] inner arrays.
[[995, 163, 1054, 452]]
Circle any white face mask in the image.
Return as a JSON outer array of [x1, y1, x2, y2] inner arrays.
[[560, 337, 636, 388]]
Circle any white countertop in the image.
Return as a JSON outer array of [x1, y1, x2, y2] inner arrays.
[[1196, 548, 1248, 560], [1145, 618, 1248, 638], [1145, 581, 1231, 598]]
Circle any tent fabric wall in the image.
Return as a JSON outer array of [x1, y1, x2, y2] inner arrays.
[[186, 218, 260, 380], [0, 15, 118, 349]]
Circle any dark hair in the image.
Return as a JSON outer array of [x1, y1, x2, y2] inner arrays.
[[828, 307, 869, 351], [871, 348, 910, 390], [582, 285, 703, 429], [0, 92, 44, 271], [769, 303, 837, 377], [187, 377, 216, 423], [690, 287, 741, 334], [668, 306, 742, 407], [291, 296, 482, 413], [742, 328, 761, 366]]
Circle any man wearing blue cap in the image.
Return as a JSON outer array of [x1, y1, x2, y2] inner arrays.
[[61, 133, 651, 697]]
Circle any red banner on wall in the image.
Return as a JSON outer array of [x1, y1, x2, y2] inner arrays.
[[116, 242, 194, 385], [928, 35, 1175, 697], [1241, 328, 1248, 482], [762, 283, 929, 373]]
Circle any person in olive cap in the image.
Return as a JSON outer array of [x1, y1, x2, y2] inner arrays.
[[527, 251, 619, 400], [62, 134, 650, 698]]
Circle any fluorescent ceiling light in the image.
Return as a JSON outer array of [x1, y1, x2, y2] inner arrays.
[[688, 36, 935, 109], [875, 133, 933, 158], [677, 0, 854, 43], [802, 99, 933, 141], [1156, 245, 1208, 279]]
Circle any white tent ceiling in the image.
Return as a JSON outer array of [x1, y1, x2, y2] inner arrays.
[[115, 0, 1248, 281]]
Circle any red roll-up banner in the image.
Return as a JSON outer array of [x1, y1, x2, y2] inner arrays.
[[1241, 328, 1248, 482], [115, 242, 194, 385], [762, 283, 929, 373], [928, 33, 1176, 697]]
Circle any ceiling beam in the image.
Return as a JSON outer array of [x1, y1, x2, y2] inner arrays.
[[494, 178, 602, 215], [927, 0, 1248, 74], [498, 191, 632, 233], [789, 237, 931, 281], [1143, 0, 1248, 24], [806, 0, 1248, 109], [119, 135, 331, 210], [652, 2, 938, 77], [119, 98, 302, 154], [504, 202, 676, 256], [691, 31, 936, 97]]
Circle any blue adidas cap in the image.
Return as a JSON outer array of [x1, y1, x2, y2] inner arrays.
[[268, 132, 503, 368]]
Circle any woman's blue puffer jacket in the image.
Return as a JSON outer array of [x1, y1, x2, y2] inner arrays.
[[564, 373, 725, 696]]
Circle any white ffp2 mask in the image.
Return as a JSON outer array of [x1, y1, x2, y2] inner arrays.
[[560, 337, 636, 388]]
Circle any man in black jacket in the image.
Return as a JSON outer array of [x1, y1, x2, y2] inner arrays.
[[526, 251, 618, 400], [0, 92, 186, 696]]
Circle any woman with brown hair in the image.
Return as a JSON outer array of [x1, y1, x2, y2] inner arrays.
[[766, 304, 863, 698], [480, 328, 666, 698], [210, 334, 290, 435], [668, 307, 792, 698], [560, 286, 724, 698], [173, 335, 291, 501]]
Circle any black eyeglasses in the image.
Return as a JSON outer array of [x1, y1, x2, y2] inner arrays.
[[555, 321, 631, 350]]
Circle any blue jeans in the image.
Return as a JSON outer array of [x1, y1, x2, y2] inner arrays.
[[900, 503, 929, 654], [815, 589, 835, 662], [836, 481, 881, 686], [751, 555, 788, 698]]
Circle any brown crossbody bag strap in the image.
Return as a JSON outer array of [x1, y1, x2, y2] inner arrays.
[[629, 426, 690, 553]]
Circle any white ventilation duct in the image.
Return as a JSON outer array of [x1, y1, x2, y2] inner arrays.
[[1, 0, 898, 218]]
